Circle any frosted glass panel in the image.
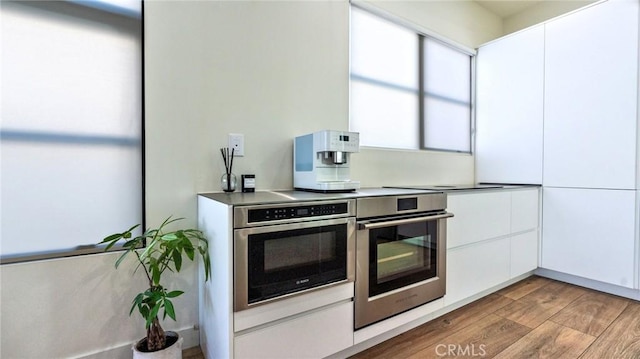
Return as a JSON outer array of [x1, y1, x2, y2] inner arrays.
[[424, 38, 471, 102], [1, 142, 142, 255], [1, 1, 142, 260], [1, 1, 141, 137], [351, 80, 419, 149], [424, 97, 471, 152], [423, 37, 471, 153], [349, 6, 472, 153], [351, 8, 418, 89]]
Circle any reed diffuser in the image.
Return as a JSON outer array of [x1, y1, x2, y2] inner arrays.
[[220, 147, 236, 192]]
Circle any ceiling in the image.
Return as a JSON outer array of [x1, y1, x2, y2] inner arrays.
[[474, 0, 543, 18]]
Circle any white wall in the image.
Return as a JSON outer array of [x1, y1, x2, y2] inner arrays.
[[0, 252, 200, 358], [1, 1, 503, 357], [503, 1, 596, 35], [362, 0, 504, 48]]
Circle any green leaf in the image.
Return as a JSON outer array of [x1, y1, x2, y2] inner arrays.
[[173, 250, 182, 272], [149, 302, 161, 322], [122, 239, 138, 249], [100, 233, 123, 243], [166, 290, 184, 298], [164, 299, 177, 321], [103, 240, 118, 252], [151, 264, 161, 286], [139, 239, 156, 261], [185, 246, 195, 261], [115, 250, 130, 269], [129, 302, 137, 316], [162, 233, 179, 241], [139, 305, 150, 321], [126, 224, 141, 233]]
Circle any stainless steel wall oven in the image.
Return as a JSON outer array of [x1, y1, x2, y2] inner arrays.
[[233, 199, 356, 311], [355, 193, 453, 329]]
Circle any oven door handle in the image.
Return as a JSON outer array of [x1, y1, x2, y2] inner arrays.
[[357, 212, 454, 230]]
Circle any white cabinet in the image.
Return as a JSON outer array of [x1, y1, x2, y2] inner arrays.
[[510, 189, 540, 278], [447, 191, 511, 248], [198, 196, 355, 359], [511, 189, 539, 233], [234, 301, 353, 359], [539, 0, 640, 291], [541, 187, 637, 288], [447, 237, 510, 305], [511, 231, 538, 278], [445, 188, 539, 306], [543, 0, 639, 189], [475, 25, 544, 184]]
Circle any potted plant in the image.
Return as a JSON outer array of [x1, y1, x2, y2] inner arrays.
[[100, 216, 211, 358]]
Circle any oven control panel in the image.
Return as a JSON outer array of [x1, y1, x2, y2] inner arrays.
[[234, 199, 356, 228], [248, 202, 349, 223]]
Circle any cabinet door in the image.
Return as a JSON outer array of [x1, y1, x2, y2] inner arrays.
[[541, 188, 636, 288], [511, 231, 538, 278], [476, 25, 544, 184], [447, 192, 511, 248], [234, 301, 353, 358], [511, 188, 539, 233], [446, 238, 510, 306], [543, 1, 639, 189]]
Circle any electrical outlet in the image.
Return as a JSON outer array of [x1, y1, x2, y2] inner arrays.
[[228, 133, 245, 156]]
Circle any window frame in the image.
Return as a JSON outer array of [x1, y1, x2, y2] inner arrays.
[[0, 0, 146, 265], [349, 2, 477, 154]]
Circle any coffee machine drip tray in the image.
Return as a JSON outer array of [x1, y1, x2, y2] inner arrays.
[[295, 181, 360, 193]]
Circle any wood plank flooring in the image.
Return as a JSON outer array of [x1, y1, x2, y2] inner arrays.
[[183, 276, 640, 359], [352, 276, 640, 359]]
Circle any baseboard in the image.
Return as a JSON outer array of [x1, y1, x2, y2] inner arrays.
[[75, 326, 200, 359], [535, 268, 640, 301]]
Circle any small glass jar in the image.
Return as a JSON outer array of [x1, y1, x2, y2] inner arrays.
[[221, 173, 237, 192]]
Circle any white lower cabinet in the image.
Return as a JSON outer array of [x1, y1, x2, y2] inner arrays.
[[511, 231, 539, 278], [234, 301, 353, 359], [511, 189, 540, 233], [541, 187, 637, 288], [447, 191, 511, 248], [446, 238, 510, 305], [445, 188, 540, 306]]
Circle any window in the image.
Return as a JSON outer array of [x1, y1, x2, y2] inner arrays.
[[1, 0, 143, 263], [350, 7, 473, 153]]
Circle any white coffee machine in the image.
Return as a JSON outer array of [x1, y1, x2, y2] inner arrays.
[[293, 130, 360, 192]]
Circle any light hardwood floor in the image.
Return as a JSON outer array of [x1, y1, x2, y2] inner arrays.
[[184, 276, 640, 358], [352, 276, 639, 359], [183, 346, 205, 359]]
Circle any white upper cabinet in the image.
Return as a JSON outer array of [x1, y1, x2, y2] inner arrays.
[[475, 25, 544, 184], [543, 0, 639, 189]]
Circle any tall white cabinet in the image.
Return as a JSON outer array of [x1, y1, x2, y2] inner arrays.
[[476, 0, 640, 291], [541, 0, 640, 289], [475, 25, 544, 185], [543, 0, 639, 189]]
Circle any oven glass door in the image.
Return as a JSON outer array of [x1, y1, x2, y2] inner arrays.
[[368, 219, 438, 297], [245, 221, 349, 306]]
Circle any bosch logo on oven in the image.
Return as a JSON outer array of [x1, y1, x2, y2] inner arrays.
[[296, 278, 310, 285]]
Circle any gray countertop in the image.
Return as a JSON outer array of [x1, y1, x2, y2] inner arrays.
[[198, 184, 539, 206], [198, 187, 440, 206]]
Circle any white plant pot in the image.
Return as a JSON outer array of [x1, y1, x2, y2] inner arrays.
[[132, 331, 183, 359]]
